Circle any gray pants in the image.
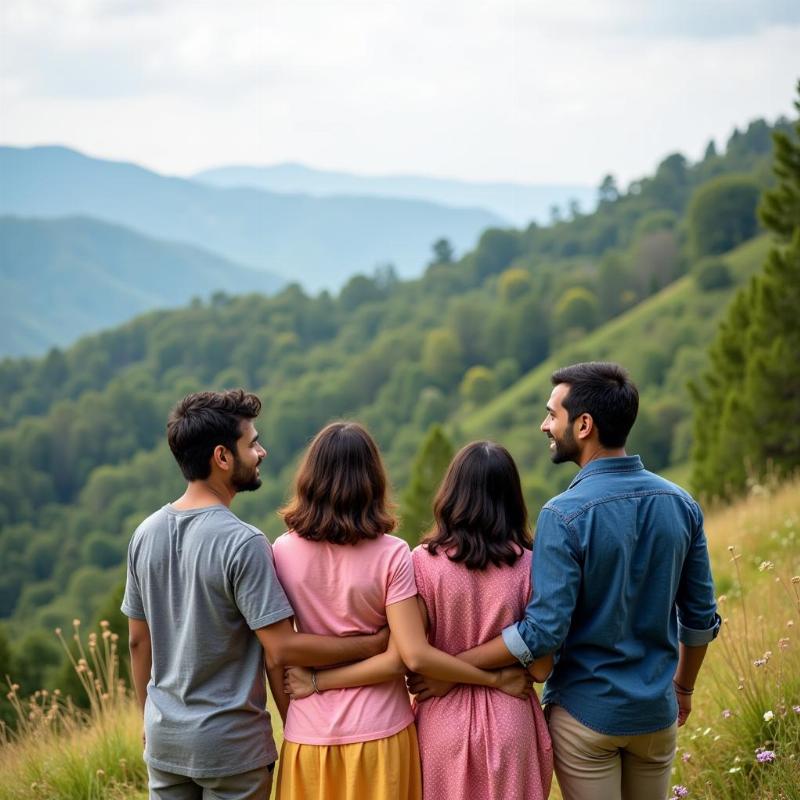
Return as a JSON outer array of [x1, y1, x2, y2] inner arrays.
[[547, 705, 677, 800], [148, 764, 274, 800]]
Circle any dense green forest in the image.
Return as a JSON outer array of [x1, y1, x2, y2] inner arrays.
[[0, 114, 792, 695]]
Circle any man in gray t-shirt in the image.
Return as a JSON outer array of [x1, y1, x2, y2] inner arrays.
[[123, 390, 388, 799]]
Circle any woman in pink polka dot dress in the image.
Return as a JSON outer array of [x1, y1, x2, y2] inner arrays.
[[411, 441, 553, 800]]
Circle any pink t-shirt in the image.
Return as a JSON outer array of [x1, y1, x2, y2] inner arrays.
[[272, 531, 417, 745]]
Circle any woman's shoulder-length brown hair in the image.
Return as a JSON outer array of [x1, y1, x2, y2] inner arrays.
[[423, 441, 531, 570], [281, 421, 396, 545]]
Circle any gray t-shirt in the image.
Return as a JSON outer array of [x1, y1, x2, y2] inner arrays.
[[121, 504, 294, 778]]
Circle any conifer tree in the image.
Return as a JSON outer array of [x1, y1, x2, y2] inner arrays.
[[400, 424, 454, 545], [690, 83, 800, 499], [759, 80, 800, 239]]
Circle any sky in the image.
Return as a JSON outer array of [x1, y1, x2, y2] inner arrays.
[[1, 0, 798, 187]]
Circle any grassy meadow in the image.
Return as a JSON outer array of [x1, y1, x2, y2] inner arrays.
[[2, 478, 799, 800]]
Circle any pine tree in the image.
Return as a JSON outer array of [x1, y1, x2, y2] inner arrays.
[[690, 83, 800, 499], [400, 425, 454, 545], [759, 80, 800, 239]]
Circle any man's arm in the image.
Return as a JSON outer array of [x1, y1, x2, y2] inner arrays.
[[673, 642, 708, 727], [672, 503, 721, 726], [128, 617, 152, 714], [266, 660, 290, 724], [409, 510, 574, 701], [256, 618, 389, 669]]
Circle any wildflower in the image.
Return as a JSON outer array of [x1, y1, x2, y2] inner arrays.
[[722, 709, 732, 719], [754, 658, 767, 667], [759, 560, 774, 571], [682, 752, 692, 763], [100, 619, 110, 628], [763, 710, 774, 722], [793, 706, 800, 714], [670, 786, 689, 799], [54, 627, 62, 636], [756, 748, 776, 763], [72, 618, 81, 627], [792, 576, 800, 584], [779, 638, 790, 650]]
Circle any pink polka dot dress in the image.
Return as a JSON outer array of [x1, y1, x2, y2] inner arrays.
[[412, 545, 553, 800]]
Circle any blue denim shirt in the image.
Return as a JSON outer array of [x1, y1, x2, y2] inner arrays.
[[502, 456, 720, 735]]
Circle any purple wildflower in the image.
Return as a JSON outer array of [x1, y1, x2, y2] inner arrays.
[[756, 748, 776, 763], [671, 786, 689, 799], [721, 709, 732, 719]]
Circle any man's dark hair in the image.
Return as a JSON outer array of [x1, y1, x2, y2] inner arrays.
[[167, 389, 262, 481], [281, 421, 396, 545], [551, 362, 639, 448], [424, 441, 531, 570]]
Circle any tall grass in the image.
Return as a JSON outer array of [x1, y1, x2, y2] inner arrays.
[[0, 620, 147, 800], [670, 479, 800, 800]]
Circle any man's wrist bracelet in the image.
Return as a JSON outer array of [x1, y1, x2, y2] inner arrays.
[[311, 670, 320, 694], [673, 680, 694, 695]]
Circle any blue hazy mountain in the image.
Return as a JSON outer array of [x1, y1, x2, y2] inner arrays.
[[0, 146, 505, 290], [193, 162, 597, 228], [0, 215, 283, 357]]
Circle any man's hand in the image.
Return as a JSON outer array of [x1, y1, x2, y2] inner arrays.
[[493, 666, 535, 700], [406, 672, 455, 701], [369, 626, 390, 656], [676, 689, 692, 727], [284, 666, 315, 700]]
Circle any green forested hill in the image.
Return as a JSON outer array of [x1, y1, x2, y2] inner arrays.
[[0, 116, 790, 688], [0, 216, 284, 357], [459, 235, 771, 506]]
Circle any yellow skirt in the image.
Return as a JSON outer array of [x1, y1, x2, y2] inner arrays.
[[276, 723, 422, 800]]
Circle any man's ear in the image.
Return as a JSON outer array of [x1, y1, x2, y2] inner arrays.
[[212, 444, 232, 472], [576, 413, 595, 441]]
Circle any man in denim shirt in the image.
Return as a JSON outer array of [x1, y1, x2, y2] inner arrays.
[[411, 362, 720, 799]]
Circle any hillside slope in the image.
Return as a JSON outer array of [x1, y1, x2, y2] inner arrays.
[[456, 235, 771, 502], [0, 216, 283, 357]]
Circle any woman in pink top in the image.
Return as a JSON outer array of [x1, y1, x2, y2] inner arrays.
[[409, 441, 553, 800], [272, 423, 532, 800]]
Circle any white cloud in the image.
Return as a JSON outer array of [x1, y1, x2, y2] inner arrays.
[[1, 0, 798, 183]]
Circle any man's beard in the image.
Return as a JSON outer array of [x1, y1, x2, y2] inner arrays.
[[231, 457, 262, 492], [549, 427, 580, 464]]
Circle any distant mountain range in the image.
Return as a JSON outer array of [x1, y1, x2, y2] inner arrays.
[[0, 146, 505, 291], [0, 216, 281, 357], [194, 162, 596, 228]]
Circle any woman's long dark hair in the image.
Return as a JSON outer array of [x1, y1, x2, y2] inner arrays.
[[423, 441, 531, 570], [281, 421, 396, 545]]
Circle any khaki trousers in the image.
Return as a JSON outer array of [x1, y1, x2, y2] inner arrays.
[[547, 705, 677, 800]]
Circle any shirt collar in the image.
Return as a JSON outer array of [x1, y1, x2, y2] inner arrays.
[[568, 455, 644, 489]]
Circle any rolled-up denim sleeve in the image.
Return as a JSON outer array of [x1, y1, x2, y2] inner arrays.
[[502, 507, 581, 666], [676, 503, 721, 646]]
